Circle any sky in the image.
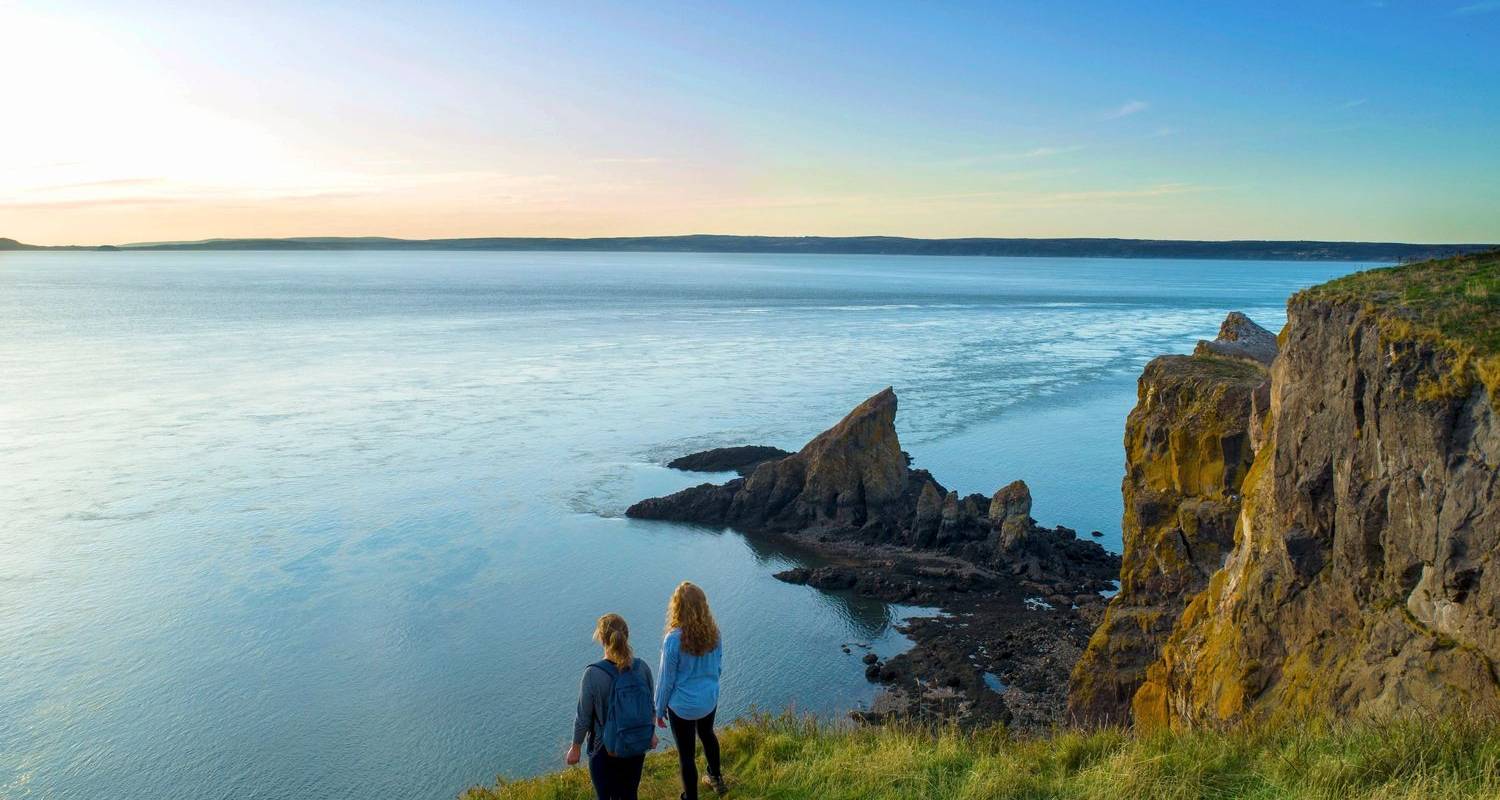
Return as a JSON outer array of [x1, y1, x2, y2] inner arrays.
[[1, 0, 1497, 245]]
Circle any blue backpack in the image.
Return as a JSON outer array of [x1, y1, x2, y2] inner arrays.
[[590, 659, 655, 757]]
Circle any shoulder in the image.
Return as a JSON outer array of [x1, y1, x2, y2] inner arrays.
[[664, 628, 682, 645], [581, 663, 610, 689]]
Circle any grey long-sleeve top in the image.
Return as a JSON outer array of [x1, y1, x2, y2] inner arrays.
[[572, 658, 654, 752]]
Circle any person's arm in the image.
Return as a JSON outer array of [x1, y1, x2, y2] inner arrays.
[[656, 632, 678, 726], [567, 667, 598, 765]]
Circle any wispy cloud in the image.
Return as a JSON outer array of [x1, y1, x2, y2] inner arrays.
[[1104, 100, 1149, 120], [29, 177, 165, 193], [1453, 0, 1500, 14], [1149, 126, 1177, 139], [939, 146, 1084, 166], [914, 182, 1214, 210], [1048, 183, 1204, 203], [588, 156, 670, 165], [1337, 98, 1369, 110]]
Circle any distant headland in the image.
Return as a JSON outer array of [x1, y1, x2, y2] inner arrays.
[[2, 234, 1495, 262]]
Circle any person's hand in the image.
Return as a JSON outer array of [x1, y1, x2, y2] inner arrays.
[[651, 733, 659, 750], [564, 743, 581, 766], [656, 716, 667, 728]]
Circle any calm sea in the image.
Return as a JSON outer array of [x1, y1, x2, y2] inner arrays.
[[0, 251, 1358, 799]]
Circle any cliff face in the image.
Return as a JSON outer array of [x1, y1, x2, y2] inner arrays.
[[1069, 316, 1274, 724], [1128, 253, 1500, 727]]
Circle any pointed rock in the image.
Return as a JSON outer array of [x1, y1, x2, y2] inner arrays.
[[628, 387, 911, 535]]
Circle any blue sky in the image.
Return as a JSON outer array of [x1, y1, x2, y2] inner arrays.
[[2, 0, 1496, 244]]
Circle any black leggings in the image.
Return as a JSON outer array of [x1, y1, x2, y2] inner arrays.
[[588, 748, 644, 800], [668, 707, 721, 799]]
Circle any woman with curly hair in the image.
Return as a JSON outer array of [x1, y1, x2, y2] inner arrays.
[[655, 581, 726, 798]]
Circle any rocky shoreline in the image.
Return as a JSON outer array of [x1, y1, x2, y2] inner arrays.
[[773, 542, 1111, 729], [626, 387, 1119, 730]]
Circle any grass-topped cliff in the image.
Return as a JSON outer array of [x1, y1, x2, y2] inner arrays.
[[1296, 249, 1500, 401], [1127, 250, 1500, 729], [465, 715, 1500, 799]]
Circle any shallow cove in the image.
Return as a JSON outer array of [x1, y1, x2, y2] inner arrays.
[[0, 250, 1358, 798]]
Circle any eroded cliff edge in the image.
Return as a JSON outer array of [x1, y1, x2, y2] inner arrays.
[[1068, 314, 1275, 725], [1079, 251, 1500, 728]]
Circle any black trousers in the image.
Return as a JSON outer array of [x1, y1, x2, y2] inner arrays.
[[668, 707, 721, 800], [588, 747, 645, 800]]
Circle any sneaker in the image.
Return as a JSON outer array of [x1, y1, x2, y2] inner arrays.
[[704, 774, 728, 795]]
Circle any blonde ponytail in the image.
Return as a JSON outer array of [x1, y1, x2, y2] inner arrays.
[[594, 613, 634, 669]]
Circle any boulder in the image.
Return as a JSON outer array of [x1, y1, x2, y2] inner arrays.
[[1193, 311, 1279, 366]]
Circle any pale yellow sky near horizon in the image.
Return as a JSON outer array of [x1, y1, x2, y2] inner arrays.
[[3, 2, 1497, 247]]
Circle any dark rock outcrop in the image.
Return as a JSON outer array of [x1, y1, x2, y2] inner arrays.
[[1069, 315, 1275, 725], [628, 387, 1119, 588], [666, 445, 793, 475]]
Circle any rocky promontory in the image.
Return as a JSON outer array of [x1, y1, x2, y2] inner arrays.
[[630, 387, 1119, 727], [629, 387, 1118, 589]]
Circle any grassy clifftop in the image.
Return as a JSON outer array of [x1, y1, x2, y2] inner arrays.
[[1295, 250, 1500, 404], [1299, 249, 1500, 354], [465, 715, 1500, 800]]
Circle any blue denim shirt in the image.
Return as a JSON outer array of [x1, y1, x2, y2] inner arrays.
[[655, 628, 722, 720]]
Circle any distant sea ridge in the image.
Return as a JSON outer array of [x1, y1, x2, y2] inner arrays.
[[2, 234, 1493, 262]]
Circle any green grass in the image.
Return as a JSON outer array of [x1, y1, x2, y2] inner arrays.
[[463, 714, 1500, 800], [1299, 249, 1500, 356]]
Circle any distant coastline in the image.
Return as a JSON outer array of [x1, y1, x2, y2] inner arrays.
[[3, 234, 1495, 262]]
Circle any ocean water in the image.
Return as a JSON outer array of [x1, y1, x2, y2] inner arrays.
[[0, 251, 1359, 799]]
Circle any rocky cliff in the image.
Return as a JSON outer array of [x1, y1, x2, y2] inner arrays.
[[1069, 315, 1275, 725], [1080, 251, 1500, 728]]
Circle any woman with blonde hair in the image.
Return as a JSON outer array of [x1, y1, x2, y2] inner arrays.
[[655, 581, 726, 798], [567, 613, 657, 800]]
